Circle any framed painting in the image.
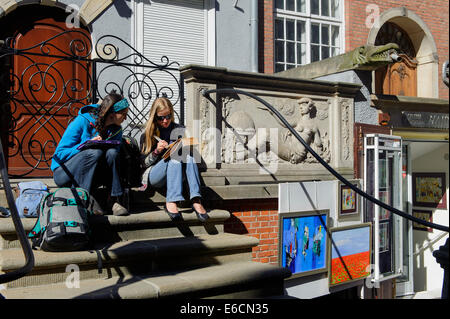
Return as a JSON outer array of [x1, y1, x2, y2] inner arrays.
[[412, 210, 433, 232], [278, 210, 329, 279], [338, 181, 361, 220], [378, 190, 391, 221], [412, 173, 447, 209], [329, 223, 372, 287], [379, 222, 390, 253]]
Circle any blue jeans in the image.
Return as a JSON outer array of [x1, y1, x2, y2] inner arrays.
[[53, 148, 123, 197], [148, 154, 201, 202]]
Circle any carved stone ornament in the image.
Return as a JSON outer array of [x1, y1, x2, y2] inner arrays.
[[218, 95, 331, 165]]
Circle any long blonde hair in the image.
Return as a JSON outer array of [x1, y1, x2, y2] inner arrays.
[[142, 97, 175, 154]]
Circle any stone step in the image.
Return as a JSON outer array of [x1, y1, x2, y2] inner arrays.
[[1, 261, 291, 299], [0, 233, 259, 289], [1, 178, 280, 208], [0, 209, 231, 250]]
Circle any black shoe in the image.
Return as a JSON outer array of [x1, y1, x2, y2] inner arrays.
[[192, 204, 209, 222], [164, 204, 182, 221]]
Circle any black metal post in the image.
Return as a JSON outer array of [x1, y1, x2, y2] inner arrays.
[[180, 73, 185, 125], [91, 59, 98, 104]]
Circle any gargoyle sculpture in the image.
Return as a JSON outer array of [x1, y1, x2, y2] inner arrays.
[[277, 42, 402, 78]]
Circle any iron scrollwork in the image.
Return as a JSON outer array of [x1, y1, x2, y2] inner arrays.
[[0, 31, 183, 177]]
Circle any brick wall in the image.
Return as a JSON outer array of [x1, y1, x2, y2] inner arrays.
[[259, 0, 274, 74], [222, 198, 280, 264]]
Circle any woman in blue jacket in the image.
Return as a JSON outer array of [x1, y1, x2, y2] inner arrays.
[[51, 91, 129, 216]]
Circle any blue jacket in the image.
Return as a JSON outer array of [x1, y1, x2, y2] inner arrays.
[[51, 104, 123, 171]]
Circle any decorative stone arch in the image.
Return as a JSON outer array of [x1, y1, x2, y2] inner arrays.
[[0, 0, 113, 27], [367, 7, 439, 98]]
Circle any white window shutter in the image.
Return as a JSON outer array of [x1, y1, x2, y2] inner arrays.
[[143, 0, 207, 123]]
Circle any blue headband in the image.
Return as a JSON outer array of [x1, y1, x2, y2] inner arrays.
[[112, 98, 129, 112]]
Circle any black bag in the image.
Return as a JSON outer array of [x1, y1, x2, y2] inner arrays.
[[120, 135, 143, 188]]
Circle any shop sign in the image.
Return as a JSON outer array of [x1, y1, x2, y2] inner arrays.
[[401, 112, 449, 129]]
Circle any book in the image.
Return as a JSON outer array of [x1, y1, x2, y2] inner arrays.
[[77, 139, 121, 151], [154, 136, 198, 160]]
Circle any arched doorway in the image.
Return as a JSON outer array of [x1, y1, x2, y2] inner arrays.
[[0, 5, 92, 177], [366, 7, 440, 98], [374, 22, 418, 97]]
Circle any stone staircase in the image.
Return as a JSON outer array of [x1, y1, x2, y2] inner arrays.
[[0, 179, 291, 299]]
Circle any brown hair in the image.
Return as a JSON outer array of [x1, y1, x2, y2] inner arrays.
[[141, 97, 175, 154], [92, 90, 124, 138]]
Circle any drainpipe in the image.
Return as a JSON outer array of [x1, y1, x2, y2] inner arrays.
[[249, 0, 258, 72]]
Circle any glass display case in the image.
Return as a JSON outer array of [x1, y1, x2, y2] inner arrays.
[[364, 134, 404, 283]]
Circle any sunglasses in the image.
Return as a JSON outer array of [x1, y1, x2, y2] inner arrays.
[[156, 114, 171, 121]]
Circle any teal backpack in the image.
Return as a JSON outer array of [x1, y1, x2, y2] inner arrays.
[[28, 187, 101, 252]]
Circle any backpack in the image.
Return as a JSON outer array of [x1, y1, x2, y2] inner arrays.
[[15, 181, 49, 218], [120, 135, 143, 188], [28, 187, 99, 252]]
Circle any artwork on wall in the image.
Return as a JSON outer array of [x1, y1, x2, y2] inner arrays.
[[412, 172, 447, 209], [378, 190, 391, 221], [279, 210, 329, 278], [379, 222, 390, 253], [329, 223, 372, 287], [412, 210, 433, 232], [338, 181, 361, 220]]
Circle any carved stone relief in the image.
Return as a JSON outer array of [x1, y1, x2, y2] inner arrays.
[[338, 98, 353, 163], [198, 86, 217, 165], [217, 94, 332, 165]]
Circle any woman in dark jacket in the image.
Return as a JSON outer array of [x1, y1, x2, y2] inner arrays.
[[140, 97, 208, 221]]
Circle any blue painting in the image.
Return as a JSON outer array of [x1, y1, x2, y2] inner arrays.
[[281, 213, 328, 276]]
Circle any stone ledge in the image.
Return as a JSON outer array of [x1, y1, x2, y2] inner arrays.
[[0, 209, 231, 234], [371, 94, 449, 113], [180, 64, 361, 97]]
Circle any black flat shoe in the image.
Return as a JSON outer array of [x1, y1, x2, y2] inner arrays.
[[192, 205, 209, 222], [164, 205, 182, 221]]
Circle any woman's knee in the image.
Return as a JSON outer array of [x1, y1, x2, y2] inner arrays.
[[83, 148, 104, 162], [53, 167, 71, 187], [105, 148, 119, 163]]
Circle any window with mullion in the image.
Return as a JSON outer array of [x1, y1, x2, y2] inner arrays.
[[275, 17, 307, 71], [276, 0, 307, 13], [311, 0, 339, 18], [274, 0, 341, 69]]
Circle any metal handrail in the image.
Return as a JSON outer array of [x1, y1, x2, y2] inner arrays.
[[201, 88, 449, 233], [0, 139, 35, 284]]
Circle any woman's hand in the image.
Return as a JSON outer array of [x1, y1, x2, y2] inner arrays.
[[155, 140, 168, 154], [91, 135, 102, 141]]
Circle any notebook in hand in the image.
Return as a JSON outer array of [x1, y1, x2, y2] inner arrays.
[[77, 139, 121, 151], [162, 137, 199, 160]]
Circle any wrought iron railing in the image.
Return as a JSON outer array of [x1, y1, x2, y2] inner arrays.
[[0, 31, 184, 177]]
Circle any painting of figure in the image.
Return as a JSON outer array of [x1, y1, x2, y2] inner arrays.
[[280, 211, 329, 278], [339, 184, 358, 215]]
